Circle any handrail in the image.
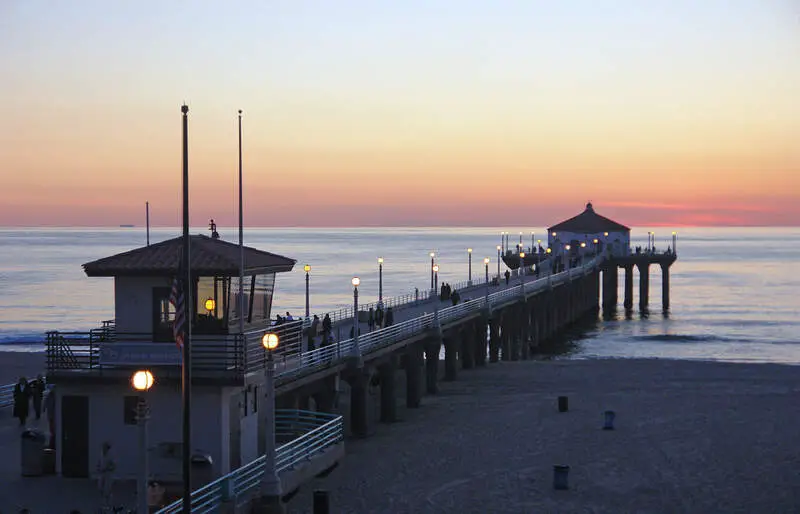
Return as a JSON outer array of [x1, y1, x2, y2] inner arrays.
[[155, 410, 343, 514], [0, 383, 13, 410]]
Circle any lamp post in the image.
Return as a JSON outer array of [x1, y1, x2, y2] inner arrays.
[[258, 332, 283, 513], [351, 277, 361, 358], [131, 370, 154, 514], [433, 265, 439, 296], [672, 231, 677, 254], [531, 232, 534, 253], [303, 264, 311, 319], [593, 238, 599, 257], [429, 252, 435, 291], [519, 252, 526, 293], [377, 257, 384, 308], [496, 245, 501, 280], [565, 245, 571, 269], [484, 257, 490, 302], [647, 231, 652, 252], [467, 248, 473, 286]]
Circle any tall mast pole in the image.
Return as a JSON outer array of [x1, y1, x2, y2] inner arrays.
[[146, 201, 150, 246], [238, 110, 245, 338], [180, 104, 192, 514]]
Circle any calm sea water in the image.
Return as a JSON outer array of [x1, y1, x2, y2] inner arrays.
[[1, 226, 799, 364]]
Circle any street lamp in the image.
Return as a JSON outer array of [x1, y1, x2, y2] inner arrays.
[[467, 248, 473, 286], [647, 231, 652, 252], [258, 332, 282, 512], [519, 252, 526, 293], [496, 245, 501, 280], [593, 238, 599, 257], [432, 265, 439, 295], [484, 257, 490, 302], [351, 277, 360, 356], [303, 264, 311, 319], [429, 252, 435, 291], [377, 257, 384, 308], [672, 231, 677, 254], [131, 370, 154, 514]]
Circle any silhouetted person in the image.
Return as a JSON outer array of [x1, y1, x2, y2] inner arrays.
[[504, 270, 510, 285], [451, 289, 460, 305], [322, 314, 332, 345], [13, 377, 30, 426], [368, 307, 375, 331], [386, 307, 394, 327], [30, 374, 45, 420], [44, 386, 56, 448], [376, 306, 384, 329]]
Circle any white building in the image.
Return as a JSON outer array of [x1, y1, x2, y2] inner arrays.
[[547, 203, 631, 258], [46, 234, 296, 482]]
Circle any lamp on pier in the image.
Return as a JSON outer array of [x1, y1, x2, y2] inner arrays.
[[377, 258, 384, 308], [672, 231, 677, 254], [131, 370, 154, 514], [467, 248, 473, 286], [204, 297, 216, 314], [432, 265, 439, 294], [303, 264, 311, 319], [257, 332, 283, 512], [351, 277, 361, 359], [429, 252, 435, 291], [483, 257, 490, 301], [519, 252, 525, 276]]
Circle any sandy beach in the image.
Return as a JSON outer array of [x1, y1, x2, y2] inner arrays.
[[288, 358, 800, 514], [2, 351, 799, 513]]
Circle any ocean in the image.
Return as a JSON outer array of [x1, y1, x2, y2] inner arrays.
[[1, 226, 799, 364]]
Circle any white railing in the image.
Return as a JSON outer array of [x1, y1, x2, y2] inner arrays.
[[0, 383, 13, 410], [274, 258, 600, 383], [155, 410, 343, 514]]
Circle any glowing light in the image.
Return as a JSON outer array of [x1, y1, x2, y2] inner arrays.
[[261, 332, 279, 351], [131, 370, 154, 391]]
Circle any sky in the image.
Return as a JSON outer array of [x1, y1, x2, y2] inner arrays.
[[0, 1, 798, 227]]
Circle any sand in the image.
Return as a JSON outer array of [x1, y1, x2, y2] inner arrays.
[[2, 351, 799, 513], [288, 358, 800, 514]]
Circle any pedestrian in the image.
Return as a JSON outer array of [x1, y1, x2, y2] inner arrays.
[[30, 374, 45, 420], [322, 314, 332, 345], [504, 270, 510, 285], [386, 307, 394, 327], [13, 377, 30, 427], [96, 441, 116, 507], [368, 307, 375, 331], [44, 385, 56, 448], [376, 306, 384, 329]]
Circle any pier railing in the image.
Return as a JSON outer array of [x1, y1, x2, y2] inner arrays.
[[155, 409, 343, 514], [0, 383, 13, 410], [275, 258, 600, 383]]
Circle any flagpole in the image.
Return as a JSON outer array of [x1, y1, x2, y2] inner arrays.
[[238, 110, 244, 338], [181, 104, 193, 514]]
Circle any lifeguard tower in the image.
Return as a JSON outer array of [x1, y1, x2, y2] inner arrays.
[[45, 232, 296, 482]]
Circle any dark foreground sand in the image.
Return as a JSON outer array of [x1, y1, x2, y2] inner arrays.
[[2, 352, 799, 513], [289, 358, 800, 514]]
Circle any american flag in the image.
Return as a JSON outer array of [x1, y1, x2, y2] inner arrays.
[[169, 275, 185, 349]]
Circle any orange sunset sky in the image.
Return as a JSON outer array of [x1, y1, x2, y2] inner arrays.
[[1, 1, 798, 227]]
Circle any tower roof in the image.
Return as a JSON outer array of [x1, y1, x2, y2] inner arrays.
[[548, 203, 630, 233], [83, 234, 296, 277]]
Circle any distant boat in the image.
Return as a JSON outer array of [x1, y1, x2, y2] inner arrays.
[[119, 224, 135, 228]]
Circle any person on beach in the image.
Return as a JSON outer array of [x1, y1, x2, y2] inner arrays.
[[30, 374, 45, 420], [13, 377, 31, 427], [44, 385, 56, 448], [96, 441, 116, 507]]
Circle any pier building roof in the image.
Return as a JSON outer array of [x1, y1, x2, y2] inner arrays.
[[548, 203, 630, 234], [83, 234, 296, 277]]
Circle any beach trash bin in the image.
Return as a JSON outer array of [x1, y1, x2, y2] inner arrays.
[[41, 448, 56, 475], [21, 429, 46, 476], [190, 453, 214, 489]]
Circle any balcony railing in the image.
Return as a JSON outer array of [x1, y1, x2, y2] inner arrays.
[[0, 383, 13, 410], [45, 318, 305, 377]]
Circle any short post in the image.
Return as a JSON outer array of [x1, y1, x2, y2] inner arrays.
[[313, 490, 330, 514], [553, 465, 570, 490], [377, 257, 384, 309], [467, 248, 473, 286], [557, 396, 568, 412], [603, 410, 616, 430]]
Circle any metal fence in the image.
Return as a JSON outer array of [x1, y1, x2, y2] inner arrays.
[[274, 258, 600, 383], [155, 410, 343, 514], [0, 383, 13, 410]]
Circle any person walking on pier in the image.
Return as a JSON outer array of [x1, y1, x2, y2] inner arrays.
[[322, 313, 332, 345], [504, 270, 510, 285], [386, 307, 394, 327], [376, 305, 384, 329], [30, 374, 45, 420], [368, 307, 375, 331], [13, 377, 30, 427]]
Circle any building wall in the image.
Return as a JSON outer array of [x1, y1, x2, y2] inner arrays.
[[548, 230, 630, 257], [54, 383, 228, 481], [115, 276, 171, 334]]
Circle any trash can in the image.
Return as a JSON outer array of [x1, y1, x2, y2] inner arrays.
[[190, 453, 214, 489], [41, 448, 56, 475], [21, 429, 46, 477]]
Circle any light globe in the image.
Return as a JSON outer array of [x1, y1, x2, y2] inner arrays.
[[262, 332, 279, 351], [132, 370, 154, 391]]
